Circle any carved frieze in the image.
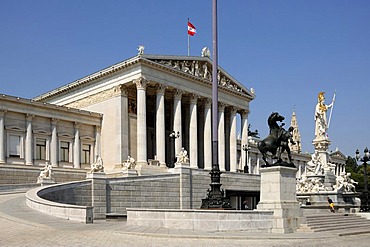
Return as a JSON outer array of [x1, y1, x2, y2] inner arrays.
[[65, 85, 128, 109], [153, 59, 243, 94]]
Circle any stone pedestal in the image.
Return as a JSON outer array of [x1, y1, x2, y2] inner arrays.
[[257, 166, 303, 233], [135, 161, 168, 175], [37, 177, 56, 186], [122, 169, 138, 177], [86, 172, 107, 220]]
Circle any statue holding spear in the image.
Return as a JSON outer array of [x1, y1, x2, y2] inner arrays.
[[314, 91, 336, 140]]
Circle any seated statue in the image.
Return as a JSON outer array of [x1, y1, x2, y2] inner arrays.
[[176, 147, 189, 164], [38, 162, 53, 179], [90, 156, 104, 173], [123, 156, 136, 170]]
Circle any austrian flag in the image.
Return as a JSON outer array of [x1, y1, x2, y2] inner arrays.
[[188, 21, 196, 36]]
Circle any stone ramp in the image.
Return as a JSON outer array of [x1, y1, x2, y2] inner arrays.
[[298, 214, 370, 234]]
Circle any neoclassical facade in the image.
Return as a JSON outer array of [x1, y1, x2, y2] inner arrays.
[[0, 95, 102, 169], [32, 54, 255, 172], [0, 53, 346, 182]]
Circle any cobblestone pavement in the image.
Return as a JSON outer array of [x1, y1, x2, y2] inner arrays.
[[1, 193, 370, 247]]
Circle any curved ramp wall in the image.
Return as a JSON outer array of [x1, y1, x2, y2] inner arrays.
[[26, 181, 93, 223]]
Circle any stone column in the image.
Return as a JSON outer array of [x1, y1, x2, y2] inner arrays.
[[240, 109, 249, 171], [189, 94, 198, 168], [156, 84, 166, 166], [203, 98, 212, 170], [0, 110, 6, 163], [25, 114, 34, 165], [173, 89, 183, 156], [73, 122, 81, 169], [218, 103, 226, 171], [115, 84, 129, 166], [229, 107, 237, 172], [95, 125, 101, 158], [134, 77, 148, 163], [50, 118, 58, 166]]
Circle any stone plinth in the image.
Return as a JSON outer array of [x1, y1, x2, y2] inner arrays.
[[257, 166, 303, 233], [135, 161, 168, 175], [86, 172, 107, 219], [37, 177, 56, 186], [127, 208, 274, 232]]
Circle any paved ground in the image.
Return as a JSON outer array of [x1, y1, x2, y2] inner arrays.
[[1, 192, 370, 247]]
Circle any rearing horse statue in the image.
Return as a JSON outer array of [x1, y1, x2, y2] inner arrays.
[[257, 112, 285, 166]]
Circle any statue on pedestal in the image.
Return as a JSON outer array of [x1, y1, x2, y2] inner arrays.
[[314, 92, 334, 140], [90, 156, 104, 173], [123, 156, 136, 170], [176, 147, 189, 164], [38, 162, 53, 180], [257, 112, 295, 167]]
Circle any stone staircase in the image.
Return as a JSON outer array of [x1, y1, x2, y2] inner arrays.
[[298, 213, 370, 235]]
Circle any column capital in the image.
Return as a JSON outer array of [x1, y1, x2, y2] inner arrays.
[[218, 102, 226, 112], [229, 106, 237, 115], [203, 98, 212, 108], [51, 118, 59, 126], [189, 94, 199, 104], [173, 89, 183, 100], [113, 84, 128, 96], [74, 122, 81, 129], [133, 77, 148, 90], [0, 110, 7, 117], [26, 114, 35, 122], [95, 125, 101, 133], [240, 109, 250, 119], [156, 84, 167, 94]]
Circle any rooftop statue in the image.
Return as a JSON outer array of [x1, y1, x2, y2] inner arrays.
[[137, 45, 145, 55]]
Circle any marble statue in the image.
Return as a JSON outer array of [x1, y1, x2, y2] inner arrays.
[[334, 172, 358, 192], [38, 162, 53, 179], [176, 147, 189, 164], [137, 45, 145, 55], [201, 47, 210, 57], [314, 92, 334, 140], [306, 151, 323, 175], [90, 156, 104, 173], [123, 156, 136, 170]]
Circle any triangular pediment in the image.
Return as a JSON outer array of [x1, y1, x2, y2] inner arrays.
[[330, 149, 347, 159], [140, 54, 255, 100]]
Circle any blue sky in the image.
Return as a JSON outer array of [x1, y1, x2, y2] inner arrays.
[[1, 0, 369, 158]]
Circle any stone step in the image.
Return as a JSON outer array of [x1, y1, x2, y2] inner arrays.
[[310, 221, 370, 230], [299, 214, 370, 233]]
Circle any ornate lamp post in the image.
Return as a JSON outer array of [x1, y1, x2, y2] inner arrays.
[[242, 144, 250, 173], [168, 131, 180, 168], [355, 147, 369, 212]]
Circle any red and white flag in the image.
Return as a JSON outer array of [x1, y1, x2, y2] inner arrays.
[[188, 21, 196, 36]]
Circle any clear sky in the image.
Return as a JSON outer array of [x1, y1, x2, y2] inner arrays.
[[1, 0, 369, 158]]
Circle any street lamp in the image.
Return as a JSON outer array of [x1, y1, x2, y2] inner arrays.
[[242, 144, 250, 173], [355, 147, 369, 212], [168, 131, 180, 168]]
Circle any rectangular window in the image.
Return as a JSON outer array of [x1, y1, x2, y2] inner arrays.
[[60, 141, 69, 162], [81, 144, 91, 164], [35, 138, 46, 160], [9, 135, 21, 157]]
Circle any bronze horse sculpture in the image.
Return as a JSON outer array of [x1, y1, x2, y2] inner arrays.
[[257, 112, 295, 167]]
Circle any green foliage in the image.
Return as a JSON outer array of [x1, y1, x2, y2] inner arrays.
[[346, 156, 369, 192]]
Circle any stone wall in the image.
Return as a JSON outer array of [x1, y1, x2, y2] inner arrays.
[[0, 165, 87, 184], [105, 167, 261, 215], [107, 174, 181, 215], [38, 180, 92, 207]]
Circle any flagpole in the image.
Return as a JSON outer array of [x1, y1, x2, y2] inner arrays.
[[187, 18, 190, 56]]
